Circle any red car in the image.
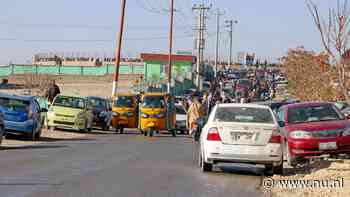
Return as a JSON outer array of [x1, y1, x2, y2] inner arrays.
[[277, 102, 350, 167]]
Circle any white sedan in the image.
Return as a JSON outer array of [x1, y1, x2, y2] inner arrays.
[[198, 103, 283, 175]]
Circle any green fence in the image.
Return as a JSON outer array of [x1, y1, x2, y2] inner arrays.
[[0, 64, 144, 77]]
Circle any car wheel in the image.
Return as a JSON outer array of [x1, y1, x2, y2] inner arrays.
[[200, 150, 212, 172], [119, 126, 124, 134], [143, 130, 148, 136], [273, 162, 284, 175], [0, 126, 3, 145], [170, 130, 176, 137], [264, 165, 274, 176], [286, 141, 297, 167], [149, 129, 154, 137]]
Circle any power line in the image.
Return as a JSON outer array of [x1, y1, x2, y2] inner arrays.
[[0, 34, 194, 42]]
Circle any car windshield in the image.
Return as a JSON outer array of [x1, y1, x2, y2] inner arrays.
[[53, 96, 85, 109], [0, 98, 29, 112], [114, 96, 133, 108], [88, 98, 106, 109], [287, 104, 344, 124], [142, 96, 164, 108], [214, 106, 274, 123]]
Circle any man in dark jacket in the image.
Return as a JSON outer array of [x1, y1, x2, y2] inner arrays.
[[46, 80, 61, 103]]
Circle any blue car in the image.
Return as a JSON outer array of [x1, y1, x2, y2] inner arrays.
[[0, 93, 48, 141]]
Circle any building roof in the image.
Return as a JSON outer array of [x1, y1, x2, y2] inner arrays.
[[140, 53, 196, 63]]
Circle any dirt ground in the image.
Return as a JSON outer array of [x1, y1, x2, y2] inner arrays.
[[265, 160, 350, 197]]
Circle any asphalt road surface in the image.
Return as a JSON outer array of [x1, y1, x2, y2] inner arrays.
[[0, 130, 264, 197]]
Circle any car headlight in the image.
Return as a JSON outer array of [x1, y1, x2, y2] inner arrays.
[[142, 113, 149, 118], [77, 112, 85, 119], [112, 112, 119, 116], [343, 128, 350, 136], [290, 130, 312, 139]]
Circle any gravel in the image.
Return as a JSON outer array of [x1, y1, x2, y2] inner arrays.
[[268, 159, 350, 197]]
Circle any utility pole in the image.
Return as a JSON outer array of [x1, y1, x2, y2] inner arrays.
[[225, 19, 238, 70], [214, 9, 224, 78], [193, 4, 211, 91], [167, 0, 174, 94], [112, 0, 126, 96]]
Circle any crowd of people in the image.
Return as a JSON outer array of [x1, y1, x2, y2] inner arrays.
[[184, 72, 279, 139]]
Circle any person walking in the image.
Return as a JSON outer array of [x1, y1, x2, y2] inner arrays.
[[186, 94, 204, 138], [45, 80, 61, 104]]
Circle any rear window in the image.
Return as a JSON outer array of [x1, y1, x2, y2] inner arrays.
[[0, 97, 29, 112], [53, 96, 85, 109], [288, 104, 344, 124], [214, 107, 274, 123]]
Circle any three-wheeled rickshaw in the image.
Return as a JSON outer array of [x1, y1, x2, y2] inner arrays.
[[139, 92, 176, 137], [111, 93, 139, 134]]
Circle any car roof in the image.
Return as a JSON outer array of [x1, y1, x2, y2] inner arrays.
[[0, 92, 35, 101], [284, 102, 332, 109], [217, 103, 271, 109]]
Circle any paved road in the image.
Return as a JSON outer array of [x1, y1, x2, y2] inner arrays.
[[0, 131, 264, 197]]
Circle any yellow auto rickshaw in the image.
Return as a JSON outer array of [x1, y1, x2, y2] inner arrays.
[[111, 93, 139, 134], [139, 92, 176, 137]]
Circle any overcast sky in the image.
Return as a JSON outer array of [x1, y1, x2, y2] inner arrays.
[[0, 0, 337, 64]]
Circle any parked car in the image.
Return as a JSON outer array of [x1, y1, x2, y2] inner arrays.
[[199, 103, 283, 175], [0, 111, 4, 145], [87, 96, 112, 131], [47, 95, 93, 132], [277, 102, 350, 167], [0, 93, 47, 141], [175, 103, 187, 134]]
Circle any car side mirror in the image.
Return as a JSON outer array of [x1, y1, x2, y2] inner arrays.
[[278, 121, 285, 127], [41, 108, 48, 113]]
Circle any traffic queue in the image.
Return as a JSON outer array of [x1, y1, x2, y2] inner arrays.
[[1, 70, 350, 176]]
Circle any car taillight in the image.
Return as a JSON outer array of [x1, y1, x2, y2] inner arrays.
[[207, 127, 222, 141], [269, 127, 281, 143]]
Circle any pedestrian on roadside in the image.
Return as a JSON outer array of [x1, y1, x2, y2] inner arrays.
[[45, 80, 61, 104], [186, 94, 204, 138]]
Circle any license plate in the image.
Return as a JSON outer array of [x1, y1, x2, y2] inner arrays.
[[319, 142, 337, 150], [230, 132, 253, 141]]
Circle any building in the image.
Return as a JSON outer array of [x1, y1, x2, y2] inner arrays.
[[140, 53, 196, 81]]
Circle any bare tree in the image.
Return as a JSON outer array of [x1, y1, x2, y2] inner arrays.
[[306, 0, 350, 101]]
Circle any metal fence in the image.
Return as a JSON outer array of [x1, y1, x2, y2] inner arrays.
[[0, 64, 144, 77]]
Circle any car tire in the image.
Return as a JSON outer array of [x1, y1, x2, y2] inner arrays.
[[264, 165, 274, 176], [273, 163, 284, 175], [199, 150, 212, 172], [170, 130, 176, 137], [149, 129, 154, 137], [119, 126, 124, 134], [286, 141, 297, 167], [143, 130, 148, 136], [0, 126, 4, 145]]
